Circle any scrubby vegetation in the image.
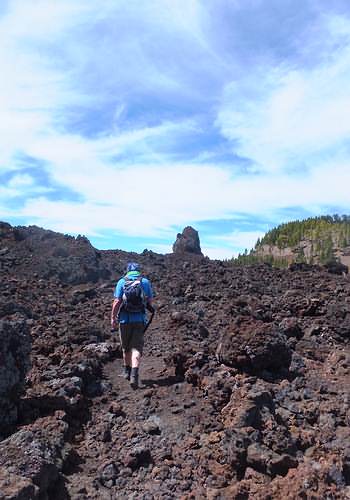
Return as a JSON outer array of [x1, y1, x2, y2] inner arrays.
[[233, 215, 350, 267], [233, 252, 290, 267]]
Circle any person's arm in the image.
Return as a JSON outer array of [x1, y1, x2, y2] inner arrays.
[[146, 298, 155, 314], [111, 298, 122, 329], [111, 279, 124, 330]]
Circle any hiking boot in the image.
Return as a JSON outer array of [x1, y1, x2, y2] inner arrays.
[[130, 368, 139, 389], [122, 366, 131, 380]]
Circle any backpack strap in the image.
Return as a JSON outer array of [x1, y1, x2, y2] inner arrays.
[[124, 272, 142, 282]]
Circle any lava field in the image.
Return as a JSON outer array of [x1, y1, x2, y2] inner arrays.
[[0, 222, 349, 499]]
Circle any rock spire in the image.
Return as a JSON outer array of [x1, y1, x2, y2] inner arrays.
[[172, 226, 202, 255]]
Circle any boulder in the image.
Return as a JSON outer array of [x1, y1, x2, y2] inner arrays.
[[172, 227, 203, 255], [278, 317, 303, 339], [289, 262, 314, 272], [0, 320, 31, 437], [0, 469, 38, 499], [0, 222, 13, 238], [0, 416, 68, 498], [246, 443, 297, 477], [216, 319, 291, 376], [323, 260, 348, 275]]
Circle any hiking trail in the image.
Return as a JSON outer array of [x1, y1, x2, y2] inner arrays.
[[65, 320, 224, 499]]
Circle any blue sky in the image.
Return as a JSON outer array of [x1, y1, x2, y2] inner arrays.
[[1, 0, 350, 258]]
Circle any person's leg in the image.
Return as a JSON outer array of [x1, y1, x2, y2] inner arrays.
[[124, 351, 132, 367], [130, 323, 144, 388], [119, 324, 132, 379], [131, 348, 141, 368]]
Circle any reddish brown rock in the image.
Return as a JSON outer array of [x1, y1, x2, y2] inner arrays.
[[216, 319, 292, 376], [0, 221, 350, 498]]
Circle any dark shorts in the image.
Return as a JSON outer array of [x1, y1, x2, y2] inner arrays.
[[119, 322, 144, 354]]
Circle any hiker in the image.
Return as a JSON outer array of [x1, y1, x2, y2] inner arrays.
[[111, 262, 154, 388]]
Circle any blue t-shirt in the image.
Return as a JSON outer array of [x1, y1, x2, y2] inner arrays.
[[114, 272, 153, 324]]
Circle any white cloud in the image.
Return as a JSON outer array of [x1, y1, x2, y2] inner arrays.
[[0, 0, 91, 41], [0, 0, 217, 167], [216, 15, 350, 173], [146, 243, 173, 254], [0, 1, 86, 168], [202, 246, 234, 260], [0, 186, 18, 199], [216, 230, 266, 250], [8, 158, 349, 243], [0, 174, 36, 198], [202, 230, 266, 260], [7, 174, 35, 188], [15, 164, 236, 236]]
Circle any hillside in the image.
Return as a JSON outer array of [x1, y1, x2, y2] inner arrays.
[[0, 222, 350, 499], [235, 215, 350, 269]]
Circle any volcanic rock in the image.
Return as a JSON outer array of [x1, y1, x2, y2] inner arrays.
[[172, 226, 203, 255], [0, 415, 68, 498], [216, 319, 291, 376], [0, 223, 111, 285], [323, 260, 349, 275], [1, 220, 350, 499], [278, 317, 303, 339], [0, 320, 31, 437]]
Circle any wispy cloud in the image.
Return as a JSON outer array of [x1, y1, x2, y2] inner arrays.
[[202, 229, 267, 261], [216, 18, 350, 173]]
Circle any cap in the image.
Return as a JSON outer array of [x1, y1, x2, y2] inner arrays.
[[127, 262, 140, 272]]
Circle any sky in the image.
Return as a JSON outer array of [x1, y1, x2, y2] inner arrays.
[[1, 0, 350, 259]]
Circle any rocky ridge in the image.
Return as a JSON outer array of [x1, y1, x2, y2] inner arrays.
[[255, 241, 350, 270], [238, 216, 350, 269], [0, 222, 349, 499]]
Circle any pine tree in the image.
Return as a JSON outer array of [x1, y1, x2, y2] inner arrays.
[[231, 214, 350, 267]]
